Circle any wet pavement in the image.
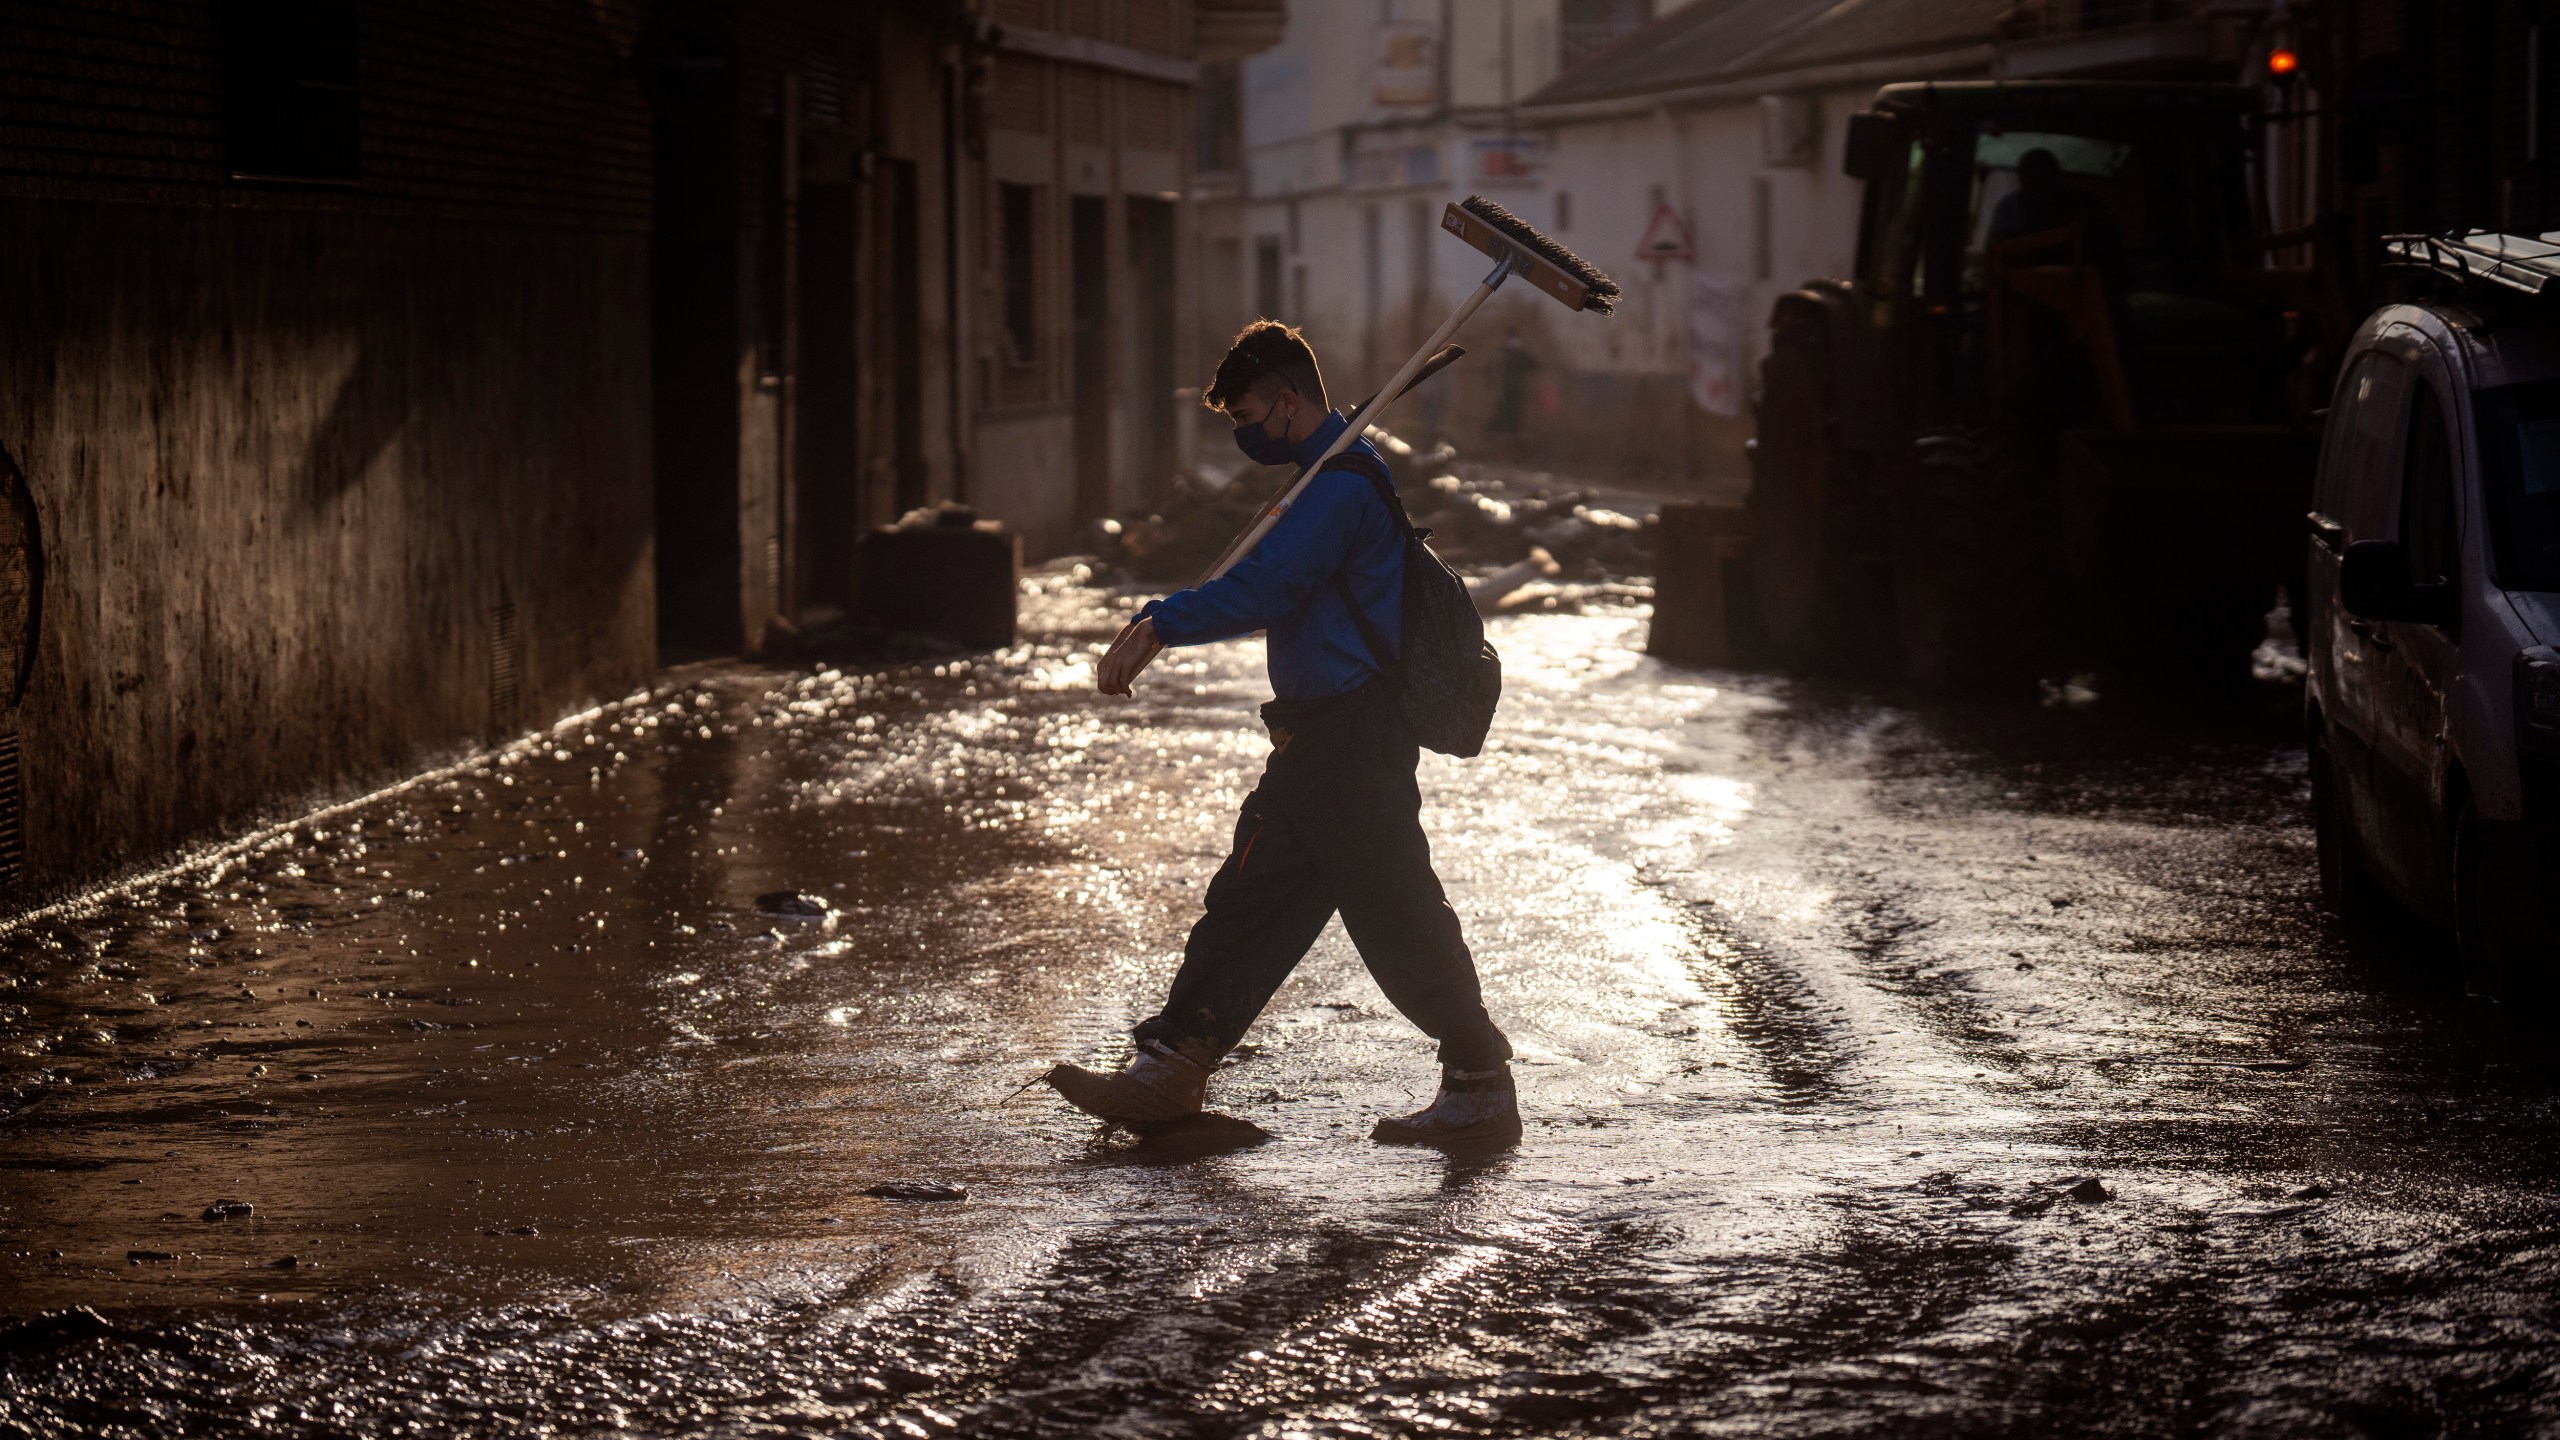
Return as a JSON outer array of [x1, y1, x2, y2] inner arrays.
[[5, 571, 2560, 1438]]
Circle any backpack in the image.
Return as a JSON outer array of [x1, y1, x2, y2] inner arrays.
[[1324, 451, 1503, 758]]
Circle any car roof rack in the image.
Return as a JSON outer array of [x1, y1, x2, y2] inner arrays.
[[2381, 230, 2560, 297]]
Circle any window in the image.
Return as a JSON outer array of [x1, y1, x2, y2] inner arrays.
[[1864, 141, 1926, 296], [2400, 384, 2459, 594], [1362, 203, 1383, 369], [2342, 354, 2410, 542], [224, 0, 359, 183], [1751, 176, 1772, 281], [999, 183, 1039, 365], [1255, 237, 1283, 319], [1407, 200, 1433, 324], [1555, 190, 1572, 231], [1196, 59, 1242, 173], [2471, 379, 2560, 591], [2315, 353, 2405, 525]]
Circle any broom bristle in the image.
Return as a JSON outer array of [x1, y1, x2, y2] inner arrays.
[[1459, 194, 1621, 314]]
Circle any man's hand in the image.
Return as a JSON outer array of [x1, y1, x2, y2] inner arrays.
[[1097, 616, 1163, 696]]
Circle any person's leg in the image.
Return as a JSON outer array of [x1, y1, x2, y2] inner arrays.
[[1283, 706, 1510, 1071], [1131, 782, 1338, 1060]]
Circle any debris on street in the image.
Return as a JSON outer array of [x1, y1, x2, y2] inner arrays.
[[1090, 427, 1659, 616]]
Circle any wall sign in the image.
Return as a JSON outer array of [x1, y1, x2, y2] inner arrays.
[[1471, 136, 1544, 182], [1373, 22, 1439, 107], [1637, 202, 1695, 262]]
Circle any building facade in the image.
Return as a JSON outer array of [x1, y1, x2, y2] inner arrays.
[[0, 0, 1253, 904], [649, 0, 975, 657], [972, 0, 1203, 558], [2277, 0, 2560, 264], [1230, 1, 1666, 472], [655, 0, 1276, 611], [1229, 0, 2464, 492], [1515, 0, 2007, 489]]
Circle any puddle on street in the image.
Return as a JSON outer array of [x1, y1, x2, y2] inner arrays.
[[4, 569, 2559, 1436]]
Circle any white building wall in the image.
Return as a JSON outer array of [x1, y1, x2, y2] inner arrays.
[[1233, 0, 1580, 409], [1445, 0, 1561, 109], [1229, 0, 1907, 483], [1514, 87, 1881, 484]]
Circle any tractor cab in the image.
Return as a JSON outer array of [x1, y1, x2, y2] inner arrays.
[[1751, 81, 2338, 689], [1845, 83, 2293, 440]]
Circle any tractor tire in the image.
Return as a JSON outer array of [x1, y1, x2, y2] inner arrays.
[[1747, 315, 1885, 673], [1892, 430, 2060, 692]]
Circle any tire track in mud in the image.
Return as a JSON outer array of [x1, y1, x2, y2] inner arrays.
[[1671, 908, 1854, 1105], [858, 1203, 2002, 1437], [1454, 633, 1869, 1114]]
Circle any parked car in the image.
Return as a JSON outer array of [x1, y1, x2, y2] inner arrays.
[[2309, 233, 2560, 996]]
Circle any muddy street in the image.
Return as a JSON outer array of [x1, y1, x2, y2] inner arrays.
[[3, 573, 2558, 1438]]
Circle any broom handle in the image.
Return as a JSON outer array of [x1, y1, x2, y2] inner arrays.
[[1187, 344, 1462, 585], [1195, 253, 1514, 586], [1103, 253, 1515, 693]]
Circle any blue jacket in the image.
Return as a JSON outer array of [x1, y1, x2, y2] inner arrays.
[[1139, 410, 1403, 702]]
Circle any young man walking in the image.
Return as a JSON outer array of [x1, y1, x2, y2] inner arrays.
[[1047, 321, 1517, 1145]]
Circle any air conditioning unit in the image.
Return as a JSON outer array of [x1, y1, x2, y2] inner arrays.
[[1759, 94, 1820, 169]]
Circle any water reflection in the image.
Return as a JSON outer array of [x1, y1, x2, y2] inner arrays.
[[2, 576, 2556, 1436]]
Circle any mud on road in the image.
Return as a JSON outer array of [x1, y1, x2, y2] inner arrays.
[[3, 571, 2558, 1438]]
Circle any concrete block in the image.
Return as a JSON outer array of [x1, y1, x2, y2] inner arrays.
[[855, 513, 1021, 649], [1647, 501, 1755, 666]]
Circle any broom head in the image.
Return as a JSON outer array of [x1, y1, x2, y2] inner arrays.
[[1443, 195, 1621, 315]]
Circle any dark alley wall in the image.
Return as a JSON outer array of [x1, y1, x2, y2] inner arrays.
[[0, 1, 658, 897], [2317, 0, 2558, 240]]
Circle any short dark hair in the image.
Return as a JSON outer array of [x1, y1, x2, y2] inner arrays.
[[1205, 320, 1327, 412]]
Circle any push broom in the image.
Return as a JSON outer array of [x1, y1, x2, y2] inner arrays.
[[1189, 196, 1620, 588]]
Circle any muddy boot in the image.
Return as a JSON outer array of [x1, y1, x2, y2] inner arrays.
[[1043, 1039, 1217, 1125], [1371, 1064, 1521, 1146]]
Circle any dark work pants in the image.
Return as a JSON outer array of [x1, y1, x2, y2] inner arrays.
[[1133, 685, 1511, 1071]]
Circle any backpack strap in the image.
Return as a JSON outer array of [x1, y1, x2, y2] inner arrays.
[[1320, 449, 1417, 537], [1322, 448, 1407, 682], [1333, 573, 1400, 680]]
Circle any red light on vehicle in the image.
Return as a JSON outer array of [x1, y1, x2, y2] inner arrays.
[[2267, 48, 2300, 77]]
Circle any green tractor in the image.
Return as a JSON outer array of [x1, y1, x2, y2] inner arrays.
[[1749, 81, 2340, 690]]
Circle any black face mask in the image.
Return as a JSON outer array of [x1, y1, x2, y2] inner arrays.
[[1230, 396, 1301, 466], [1230, 418, 1298, 466]]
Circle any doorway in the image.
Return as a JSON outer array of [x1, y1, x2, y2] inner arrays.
[[872, 157, 925, 518], [1126, 195, 1176, 507], [796, 179, 857, 612], [1072, 194, 1110, 524], [651, 35, 743, 658]]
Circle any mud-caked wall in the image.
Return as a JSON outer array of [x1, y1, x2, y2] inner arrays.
[[0, 0, 658, 899], [0, 203, 655, 894]]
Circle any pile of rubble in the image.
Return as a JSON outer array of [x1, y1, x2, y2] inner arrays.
[[1091, 426, 1655, 615]]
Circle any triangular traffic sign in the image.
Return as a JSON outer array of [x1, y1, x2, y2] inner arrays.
[[1636, 202, 1694, 262]]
